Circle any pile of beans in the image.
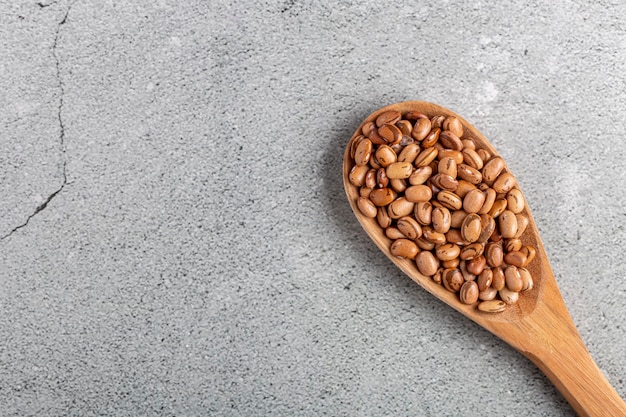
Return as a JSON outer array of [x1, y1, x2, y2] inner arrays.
[[348, 110, 536, 313]]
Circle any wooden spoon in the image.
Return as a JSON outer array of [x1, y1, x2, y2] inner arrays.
[[343, 101, 626, 417]]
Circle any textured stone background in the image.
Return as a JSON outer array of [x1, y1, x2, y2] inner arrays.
[[1, 0, 625, 415]]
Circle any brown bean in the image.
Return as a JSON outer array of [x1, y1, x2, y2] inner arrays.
[[438, 157, 458, 178], [362, 122, 375, 137], [390, 178, 407, 193], [477, 269, 493, 291], [349, 164, 369, 187], [414, 147, 439, 167], [390, 239, 419, 259], [442, 257, 460, 269], [422, 127, 441, 148], [478, 287, 498, 301], [432, 206, 452, 234], [405, 111, 428, 120], [466, 255, 487, 275], [489, 199, 508, 218], [436, 243, 461, 261], [376, 168, 389, 188], [439, 149, 464, 164], [457, 164, 482, 184], [385, 227, 406, 240], [485, 242, 503, 267], [369, 188, 397, 206], [378, 124, 402, 144], [376, 110, 401, 127], [423, 227, 446, 245], [396, 119, 413, 136], [460, 281, 479, 304], [491, 267, 505, 291], [450, 210, 468, 228], [357, 197, 377, 218], [414, 202, 433, 225], [460, 242, 484, 260], [506, 188, 525, 214], [478, 299, 506, 313], [505, 265, 523, 292], [477, 214, 496, 243], [397, 216, 422, 240], [462, 139, 475, 150], [437, 190, 463, 210], [377, 207, 392, 228], [398, 143, 420, 163], [443, 268, 464, 292], [482, 157, 505, 182], [462, 148, 484, 170], [431, 174, 459, 191], [411, 117, 432, 141], [519, 267, 533, 291], [446, 229, 467, 245], [365, 169, 377, 189], [375, 145, 397, 167], [520, 246, 536, 266], [439, 131, 463, 151], [455, 180, 477, 198], [427, 114, 443, 128], [408, 166, 432, 185], [504, 251, 527, 268], [416, 251, 439, 276], [360, 186, 372, 198], [493, 172, 517, 194], [386, 161, 413, 179], [499, 210, 518, 238], [461, 213, 482, 243], [432, 267, 444, 284], [415, 237, 435, 251], [388, 197, 415, 219], [350, 135, 366, 159], [499, 287, 519, 304], [463, 189, 486, 214], [478, 188, 497, 214], [443, 116, 464, 138], [459, 260, 476, 282], [477, 148, 492, 162], [354, 138, 373, 166], [514, 214, 529, 239], [504, 238, 522, 252], [405, 185, 433, 203]]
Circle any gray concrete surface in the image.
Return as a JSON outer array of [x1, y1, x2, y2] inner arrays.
[[1, 0, 625, 415]]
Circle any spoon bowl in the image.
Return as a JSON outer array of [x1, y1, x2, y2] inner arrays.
[[343, 101, 626, 417]]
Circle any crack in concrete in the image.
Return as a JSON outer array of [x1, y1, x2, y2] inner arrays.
[[1, 2, 75, 240]]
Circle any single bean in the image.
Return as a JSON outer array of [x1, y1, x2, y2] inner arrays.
[[414, 147, 438, 167], [369, 188, 397, 206], [432, 206, 452, 234], [504, 251, 527, 268], [499, 287, 519, 304], [443, 116, 464, 138], [411, 117, 432, 141], [493, 172, 517, 193], [390, 239, 419, 259], [385, 227, 406, 240], [457, 164, 482, 184], [416, 251, 439, 276], [357, 197, 377, 218], [397, 216, 423, 240], [491, 267, 505, 290], [386, 161, 413, 179], [354, 138, 373, 166], [505, 265, 523, 292], [414, 202, 433, 225], [463, 189, 486, 214], [405, 185, 433, 203], [482, 157, 505, 182], [349, 164, 369, 187], [478, 299, 506, 313], [462, 148, 484, 170], [408, 166, 432, 185], [375, 145, 397, 167], [376, 110, 401, 127], [436, 243, 461, 261], [439, 130, 463, 151], [477, 269, 493, 291], [443, 268, 464, 292], [388, 197, 415, 219], [378, 124, 402, 144], [499, 210, 518, 238], [506, 188, 525, 214], [437, 190, 463, 210], [398, 143, 420, 163], [485, 242, 503, 267], [461, 213, 482, 243], [478, 287, 498, 301], [460, 281, 479, 304], [466, 255, 487, 275]]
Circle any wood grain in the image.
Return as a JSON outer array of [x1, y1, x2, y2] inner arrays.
[[343, 101, 626, 417]]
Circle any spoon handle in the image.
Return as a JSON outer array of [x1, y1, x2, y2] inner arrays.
[[527, 333, 626, 417], [505, 288, 626, 417]]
